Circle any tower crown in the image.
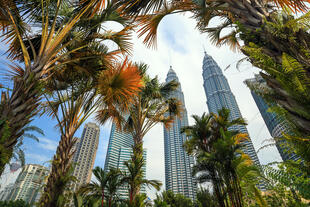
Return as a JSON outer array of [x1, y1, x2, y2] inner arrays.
[[166, 66, 179, 82]]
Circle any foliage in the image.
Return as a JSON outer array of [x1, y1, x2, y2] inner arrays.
[[154, 190, 193, 207], [263, 162, 310, 200], [97, 67, 181, 202], [182, 108, 264, 207], [195, 188, 218, 207], [122, 154, 161, 205], [0, 200, 31, 207]]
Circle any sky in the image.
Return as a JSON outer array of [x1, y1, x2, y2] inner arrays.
[[0, 13, 282, 199]]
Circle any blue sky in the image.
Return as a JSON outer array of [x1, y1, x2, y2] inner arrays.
[[0, 13, 282, 199]]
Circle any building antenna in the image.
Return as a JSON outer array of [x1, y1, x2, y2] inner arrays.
[[169, 48, 172, 67]]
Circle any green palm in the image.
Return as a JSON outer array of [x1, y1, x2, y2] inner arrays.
[[122, 156, 161, 205]]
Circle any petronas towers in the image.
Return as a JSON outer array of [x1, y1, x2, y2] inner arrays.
[[163, 67, 196, 200]]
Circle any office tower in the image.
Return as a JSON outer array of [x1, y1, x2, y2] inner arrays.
[[202, 51, 261, 167], [104, 123, 146, 198], [72, 122, 100, 190], [8, 164, 49, 205], [163, 67, 196, 200], [245, 75, 300, 162]]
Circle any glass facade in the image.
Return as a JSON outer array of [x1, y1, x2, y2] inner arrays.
[[163, 67, 196, 200], [202, 52, 262, 168], [245, 75, 300, 162]]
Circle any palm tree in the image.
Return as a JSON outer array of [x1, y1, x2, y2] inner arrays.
[[106, 168, 124, 207], [39, 58, 142, 206], [183, 108, 254, 207], [79, 167, 111, 207], [122, 155, 161, 205], [98, 67, 182, 199], [0, 0, 115, 176]]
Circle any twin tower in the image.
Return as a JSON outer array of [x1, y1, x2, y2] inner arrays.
[[104, 52, 262, 199]]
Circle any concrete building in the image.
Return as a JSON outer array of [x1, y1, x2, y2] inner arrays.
[[72, 122, 100, 191], [245, 75, 300, 162], [8, 164, 48, 205], [163, 67, 196, 200], [104, 123, 146, 198]]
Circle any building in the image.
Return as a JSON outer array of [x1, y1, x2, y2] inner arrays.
[[72, 122, 100, 191], [104, 123, 146, 198], [8, 164, 49, 205], [202, 51, 262, 168], [245, 75, 300, 162], [163, 67, 196, 200], [0, 183, 14, 201]]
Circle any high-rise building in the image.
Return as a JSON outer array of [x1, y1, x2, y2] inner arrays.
[[72, 122, 100, 191], [245, 75, 300, 162], [104, 123, 146, 198], [0, 183, 14, 201], [202, 51, 261, 167], [8, 164, 49, 205], [163, 67, 196, 200]]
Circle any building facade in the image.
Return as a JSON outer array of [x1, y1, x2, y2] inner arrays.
[[104, 123, 146, 198], [72, 122, 100, 191], [163, 67, 196, 200], [245, 75, 300, 162], [8, 164, 49, 205], [202, 51, 261, 167]]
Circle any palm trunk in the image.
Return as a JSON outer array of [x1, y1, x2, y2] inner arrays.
[[131, 132, 144, 200], [39, 132, 76, 207], [0, 70, 42, 175], [102, 189, 105, 207]]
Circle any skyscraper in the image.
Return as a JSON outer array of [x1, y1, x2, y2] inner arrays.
[[8, 164, 49, 205], [163, 67, 196, 200], [245, 75, 300, 162], [104, 123, 146, 198], [72, 122, 100, 190], [202, 51, 261, 167]]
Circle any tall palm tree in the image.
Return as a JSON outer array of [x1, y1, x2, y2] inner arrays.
[[122, 156, 161, 205], [0, 0, 114, 175], [39, 58, 142, 207], [97, 67, 182, 199]]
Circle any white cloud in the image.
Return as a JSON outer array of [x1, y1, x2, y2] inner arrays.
[[37, 137, 59, 152], [26, 153, 51, 164]]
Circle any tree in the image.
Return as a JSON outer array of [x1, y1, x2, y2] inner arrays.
[[79, 166, 113, 207], [38, 55, 141, 207], [122, 155, 161, 205], [0, 200, 31, 207], [105, 168, 124, 207], [98, 67, 182, 200], [195, 188, 218, 207], [183, 108, 259, 207], [0, 0, 113, 176], [154, 190, 193, 207]]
